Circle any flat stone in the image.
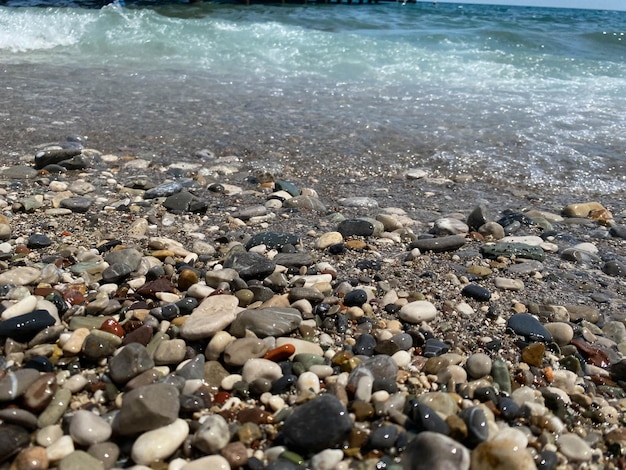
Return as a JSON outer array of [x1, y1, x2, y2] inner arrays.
[[507, 313, 552, 342], [433, 217, 469, 235], [229, 307, 302, 338], [0, 266, 42, 286], [399, 301, 437, 323], [180, 295, 240, 341], [0, 368, 41, 401], [409, 235, 466, 253], [494, 277, 524, 291], [59, 197, 94, 213], [58, 450, 104, 470], [338, 197, 378, 208], [224, 338, 270, 367]]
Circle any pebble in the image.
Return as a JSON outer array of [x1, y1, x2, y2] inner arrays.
[[399, 300, 437, 323], [466, 353, 492, 379], [69, 410, 112, 446], [507, 313, 552, 342], [557, 433, 593, 462], [408, 235, 466, 253], [179, 295, 240, 340], [402, 431, 470, 470], [114, 383, 180, 435], [229, 307, 302, 338], [131, 418, 189, 465], [471, 439, 536, 469], [193, 415, 230, 453], [282, 394, 353, 453]]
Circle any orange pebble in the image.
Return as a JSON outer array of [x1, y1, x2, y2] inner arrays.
[[263, 344, 296, 362]]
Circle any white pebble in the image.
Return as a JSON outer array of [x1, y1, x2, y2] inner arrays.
[[297, 371, 321, 394], [399, 300, 437, 323], [310, 449, 344, 470], [132, 419, 189, 465], [45, 435, 74, 462]]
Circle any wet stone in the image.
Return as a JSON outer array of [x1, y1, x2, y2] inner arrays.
[[69, 410, 112, 446], [0, 368, 40, 401], [507, 313, 552, 343], [0, 424, 35, 462], [459, 406, 489, 447], [423, 338, 450, 357], [402, 431, 470, 470], [603, 260, 626, 277], [406, 400, 450, 435], [0, 309, 56, 343], [368, 425, 398, 449], [353, 333, 377, 356], [343, 289, 368, 307], [282, 394, 353, 454]]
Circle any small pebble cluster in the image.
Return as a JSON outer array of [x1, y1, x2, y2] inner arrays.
[[1, 139, 626, 470]]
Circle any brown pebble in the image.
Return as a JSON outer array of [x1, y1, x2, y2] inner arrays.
[[177, 268, 199, 291], [12, 446, 49, 470], [521, 343, 545, 367], [23, 373, 57, 413], [220, 441, 249, 468]]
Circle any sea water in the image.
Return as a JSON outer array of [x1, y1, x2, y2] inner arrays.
[[0, 1, 625, 193]]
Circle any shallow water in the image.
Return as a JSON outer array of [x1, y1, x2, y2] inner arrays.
[[1, 2, 625, 193]]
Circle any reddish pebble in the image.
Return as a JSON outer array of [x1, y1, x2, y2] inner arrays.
[[263, 344, 295, 362], [100, 318, 124, 338], [63, 289, 85, 306], [213, 391, 231, 405]]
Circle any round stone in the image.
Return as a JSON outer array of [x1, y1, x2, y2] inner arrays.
[[557, 433, 593, 462], [69, 410, 112, 446], [466, 353, 493, 379]]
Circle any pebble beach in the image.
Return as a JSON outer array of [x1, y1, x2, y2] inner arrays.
[[1, 136, 626, 470]]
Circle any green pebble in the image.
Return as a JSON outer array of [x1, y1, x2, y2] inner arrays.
[[491, 357, 511, 395], [146, 332, 169, 357], [37, 388, 72, 428], [68, 316, 113, 331], [293, 353, 325, 371], [280, 450, 305, 465]]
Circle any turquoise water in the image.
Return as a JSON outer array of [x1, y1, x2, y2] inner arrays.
[[1, 2, 625, 192]]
